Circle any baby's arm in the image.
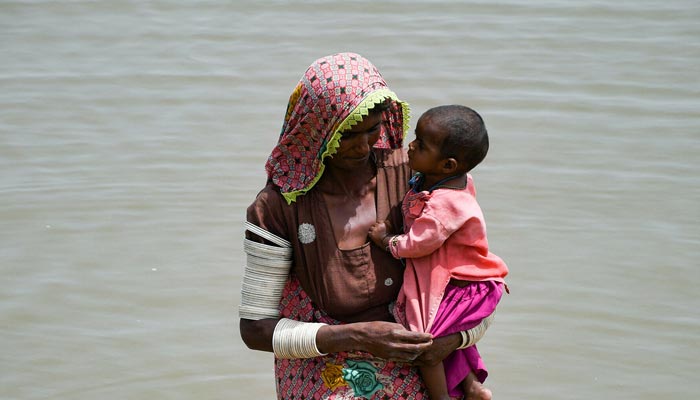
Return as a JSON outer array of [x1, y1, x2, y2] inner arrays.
[[372, 211, 457, 258], [389, 212, 451, 258]]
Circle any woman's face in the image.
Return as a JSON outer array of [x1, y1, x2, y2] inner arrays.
[[326, 111, 382, 171]]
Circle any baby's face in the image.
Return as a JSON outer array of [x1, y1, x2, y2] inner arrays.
[[407, 115, 447, 174]]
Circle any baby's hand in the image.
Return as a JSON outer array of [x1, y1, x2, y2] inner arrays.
[[368, 221, 388, 248]]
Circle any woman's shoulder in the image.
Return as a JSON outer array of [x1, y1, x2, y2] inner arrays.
[[247, 181, 292, 217], [246, 181, 295, 242], [251, 181, 282, 203]]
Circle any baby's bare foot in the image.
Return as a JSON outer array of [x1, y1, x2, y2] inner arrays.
[[463, 372, 492, 400], [466, 382, 492, 400]]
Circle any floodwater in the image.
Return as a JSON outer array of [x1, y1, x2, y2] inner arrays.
[[1, 1, 698, 399]]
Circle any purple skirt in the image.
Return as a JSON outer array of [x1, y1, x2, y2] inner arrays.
[[428, 280, 503, 398]]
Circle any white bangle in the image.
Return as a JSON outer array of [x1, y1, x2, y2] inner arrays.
[[272, 318, 328, 359], [458, 330, 469, 349], [239, 223, 293, 320], [457, 313, 495, 350]]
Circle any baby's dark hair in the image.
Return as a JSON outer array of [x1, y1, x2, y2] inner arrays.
[[424, 105, 489, 172]]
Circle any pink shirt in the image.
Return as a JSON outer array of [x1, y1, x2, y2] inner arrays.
[[390, 174, 508, 333]]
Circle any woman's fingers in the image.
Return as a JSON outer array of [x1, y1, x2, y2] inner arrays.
[[385, 329, 432, 362], [392, 327, 432, 344], [359, 321, 434, 361]]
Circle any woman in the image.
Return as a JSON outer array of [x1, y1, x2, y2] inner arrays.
[[240, 53, 492, 399]]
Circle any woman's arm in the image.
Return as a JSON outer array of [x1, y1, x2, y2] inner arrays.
[[412, 332, 461, 366], [239, 318, 278, 352], [413, 315, 493, 366], [240, 317, 433, 363]]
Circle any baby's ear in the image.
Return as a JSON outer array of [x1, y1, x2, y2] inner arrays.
[[442, 158, 458, 173]]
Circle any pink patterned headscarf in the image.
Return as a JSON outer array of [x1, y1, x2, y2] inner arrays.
[[265, 52, 410, 204]]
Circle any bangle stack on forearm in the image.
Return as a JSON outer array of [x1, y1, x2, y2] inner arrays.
[[272, 318, 328, 359]]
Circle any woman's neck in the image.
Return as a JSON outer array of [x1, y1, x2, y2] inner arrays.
[[318, 159, 378, 250], [319, 160, 377, 197]]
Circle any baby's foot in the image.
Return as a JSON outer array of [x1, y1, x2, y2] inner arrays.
[[464, 372, 492, 400], [466, 382, 492, 400]]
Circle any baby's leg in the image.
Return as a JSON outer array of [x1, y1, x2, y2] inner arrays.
[[419, 362, 451, 400], [461, 371, 492, 400]]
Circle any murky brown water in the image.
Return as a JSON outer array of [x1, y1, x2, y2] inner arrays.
[[2, 1, 699, 399]]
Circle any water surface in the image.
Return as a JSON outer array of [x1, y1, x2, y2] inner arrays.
[[1, 1, 699, 399]]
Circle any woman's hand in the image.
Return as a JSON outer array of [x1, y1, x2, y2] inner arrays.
[[318, 321, 433, 363], [412, 332, 461, 367], [361, 321, 434, 362]]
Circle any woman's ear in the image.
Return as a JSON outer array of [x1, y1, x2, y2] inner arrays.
[[442, 158, 458, 174]]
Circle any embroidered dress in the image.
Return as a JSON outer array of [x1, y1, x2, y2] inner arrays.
[[274, 276, 428, 399]]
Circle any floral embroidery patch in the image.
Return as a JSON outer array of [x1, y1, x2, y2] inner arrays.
[[342, 360, 384, 398], [298, 223, 316, 244], [321, 363, 348, 392]]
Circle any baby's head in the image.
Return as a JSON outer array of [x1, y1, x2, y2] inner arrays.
[[413, 105, 489, 175]]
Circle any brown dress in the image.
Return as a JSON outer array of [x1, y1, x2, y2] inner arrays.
[[246, 148, 411, 323]]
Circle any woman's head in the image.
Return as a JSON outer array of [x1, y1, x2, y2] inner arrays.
[[266, 53, 409, 203]]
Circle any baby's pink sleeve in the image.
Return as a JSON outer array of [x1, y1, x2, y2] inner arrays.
[[390, 211, 448, 259]]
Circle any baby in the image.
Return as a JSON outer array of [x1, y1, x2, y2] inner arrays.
[[369, 105, 509, 400]]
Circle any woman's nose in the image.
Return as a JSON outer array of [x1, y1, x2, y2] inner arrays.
[[356, 134, 371, 153], [353, 132, 376, 153]]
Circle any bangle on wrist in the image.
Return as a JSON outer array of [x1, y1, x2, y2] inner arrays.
[[457, 330, 469, 350], [386, 235, 399, 257], [272, 318, 328, 359], [456, 313, 495, 350], [382, 235, 392, 252]]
